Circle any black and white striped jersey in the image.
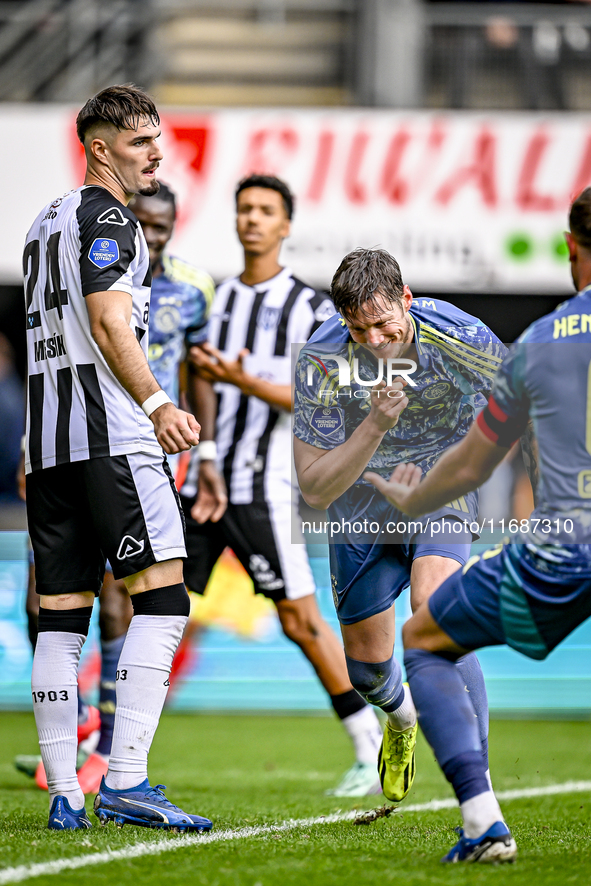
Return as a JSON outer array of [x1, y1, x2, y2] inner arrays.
[[23, 185, 161, 474], [182, 267, 334, 505]]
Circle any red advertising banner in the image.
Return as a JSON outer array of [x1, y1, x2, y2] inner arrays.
[[3, 106, 590, 292]]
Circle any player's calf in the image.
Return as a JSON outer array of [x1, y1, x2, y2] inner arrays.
[[33, 603, 94, 814]]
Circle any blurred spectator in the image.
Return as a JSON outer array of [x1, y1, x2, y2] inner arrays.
[[0, 332, 24, 503], [426, 0, 591, 109]]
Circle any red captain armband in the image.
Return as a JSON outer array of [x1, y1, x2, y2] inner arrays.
[[477, 396, 528, 448]]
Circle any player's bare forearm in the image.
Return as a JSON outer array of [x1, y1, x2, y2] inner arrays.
[[366, 422, 508, 517], [186, 370, 227, 520], [294, 419, 389, 510], [237, 376, 292, 411], [86, 290, 200, 453], [294, 380, 408, 509], [86, 289, 160, 404], [189, 343, 291, 411], [187, 370, 218, 440]]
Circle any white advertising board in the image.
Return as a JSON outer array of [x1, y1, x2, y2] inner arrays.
[[2, 105, 590, 293]]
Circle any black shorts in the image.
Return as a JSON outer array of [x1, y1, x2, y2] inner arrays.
[[181, 494, 315, 603], [26, 453, 186, 595]]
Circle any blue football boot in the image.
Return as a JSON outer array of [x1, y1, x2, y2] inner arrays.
[[48, 796, 92, 830], [93, 777, 212, 833], [441, 821, 517, 863]]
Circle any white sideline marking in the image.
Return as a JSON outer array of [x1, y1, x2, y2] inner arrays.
[[2, 780, 591, 884]]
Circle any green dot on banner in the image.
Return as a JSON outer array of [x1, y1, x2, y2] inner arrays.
[[552, 235, 569, 262], [506, 234, 533, 261]]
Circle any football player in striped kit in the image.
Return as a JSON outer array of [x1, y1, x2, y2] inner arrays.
[[71, 182, 220, 795], [183, 175, 385, 798], [23, 84, 211, 832]]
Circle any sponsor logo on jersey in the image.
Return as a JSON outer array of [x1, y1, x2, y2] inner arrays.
[[97, 207, 129, 226], [314, 301, 335, 323], [310, 406, 344, 437], [116, 535, 145, 560], [154, 304, 182, 334], [258, 305, 282, 331], [34, 334, 66, 362], [245, 455, 264, 472], [43, 196, 64, 221], [89, 238, 120, 269]]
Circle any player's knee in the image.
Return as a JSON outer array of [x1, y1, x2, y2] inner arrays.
[[344, 655, 389, 698], [130, 583, 190, 617]]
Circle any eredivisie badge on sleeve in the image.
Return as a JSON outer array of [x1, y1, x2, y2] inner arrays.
[[88, 239, 119, 269], [310, 406, 344, 438]]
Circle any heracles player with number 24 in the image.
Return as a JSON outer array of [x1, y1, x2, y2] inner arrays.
[[22, 84, 212, 832]]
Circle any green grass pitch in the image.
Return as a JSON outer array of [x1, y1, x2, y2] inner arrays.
[[1, 711, 591, 885]]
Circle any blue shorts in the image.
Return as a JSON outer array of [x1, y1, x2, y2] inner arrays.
[[429, 543, 591, 659], [330, 518, 471, 625]]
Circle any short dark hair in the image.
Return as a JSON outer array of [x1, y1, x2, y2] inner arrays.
[[131, 181, 177, 220], [330, 248, 405, 320], [76, 84, 160, 145], [570, 188, 591, 251], [235, 174, 294, 220]]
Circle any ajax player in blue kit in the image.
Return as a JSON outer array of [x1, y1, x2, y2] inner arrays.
[[367, 189, 591, 862], [294, 248, 506, 803]]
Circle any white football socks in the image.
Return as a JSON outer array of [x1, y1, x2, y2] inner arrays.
[[461, 790, 504, 839], [32, 631, 86, 811], [105, 614, 186, 790], [387, 683, 417, 732], [341, 705, 383, 765]]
